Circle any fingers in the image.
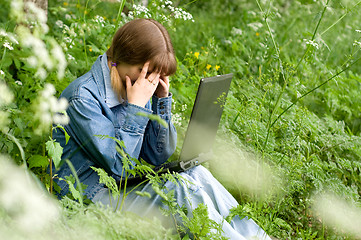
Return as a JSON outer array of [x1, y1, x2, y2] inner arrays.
[[140, 62, 150, 80], [147, 72, 160, 85], [125, 75, 130, 86], [161, 76, 169, 88]]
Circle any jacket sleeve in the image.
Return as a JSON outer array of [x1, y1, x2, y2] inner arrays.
[[65, 96, 152, 177], [139, 95, 177, 166]]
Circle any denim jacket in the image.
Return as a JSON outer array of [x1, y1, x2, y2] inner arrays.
[[53, 53, 177, 200]]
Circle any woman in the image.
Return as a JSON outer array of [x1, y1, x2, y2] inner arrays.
[[53, 18, 271, 240]]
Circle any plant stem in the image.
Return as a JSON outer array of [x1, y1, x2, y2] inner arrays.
[[49, 128, 53, 194], [266, 55, 361, 135], [116, 0, 126, 23], [81, 0, 90, 69], [320, 0, 361, 36], [262, 0, 330, 150]]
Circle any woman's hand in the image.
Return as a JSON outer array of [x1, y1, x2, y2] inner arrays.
[[126, 62, 160, 107], [154, 75, 170, 98]]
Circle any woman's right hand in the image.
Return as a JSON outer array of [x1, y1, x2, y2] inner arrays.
[[126, 62, 160, 107]]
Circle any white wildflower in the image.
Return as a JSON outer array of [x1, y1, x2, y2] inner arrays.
[[35, 68, 47, 80], [10, 0, 24, 21], [0, 155, 59, 233], [247, 22, 263, 31], [27, 56, 38, 67], [132, 4, 151, 18], [24, 2, 48, 33], [231, 27, 243, 36], [55, 20, 64, 28], [0, 82, 14, 106], [94, 15, 105, 27], [304, 39, 319, 49], [181, 104, 187, 111], [67, 54, 75, 61], [42, 83, 56, 98], [51, 44, 66, 79], [247, 11, 257, 16], [3, 41, 14, 50], [356, 29, 361, 33], [0, 70, 4, 75], [34, 83, 70, 134], [172, 113, 182, 126], [15, 80, 23, 86], [224, 39, 232, 45], [7, 34, 19, 45], [0, 29, 8, 37], [168, 6, 194, 21], [353, 41, 361, 47], [65, 14, 72, 20]]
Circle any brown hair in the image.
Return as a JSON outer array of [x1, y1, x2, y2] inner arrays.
[[106, 19, 177, 100]]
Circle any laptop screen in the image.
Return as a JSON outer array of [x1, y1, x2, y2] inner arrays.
[[178, 73, 233, 162]]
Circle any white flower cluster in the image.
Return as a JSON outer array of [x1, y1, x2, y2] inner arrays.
[[171, 99, 185, 127], [0, 28, 19, 52], [33, 83, 69, 135], [130, 4, 151, 19], [353, 40, 361, 47], [247, 22, 263, 31], [0, 155, 59, 233], [24, 1, 48, 33], [55, 20, 77, 52], [3, 41, 13, 50], [0, 82, 14, 131], [231, 27, 243, 36], [304, 39, 319, 49], [168, 5, 194, 21], [356, 29, 361, 33], [172, 112, 182, 126], [9, 0, 67, 80], [93, 15, 106, 27], [0, 82, 14, 107]]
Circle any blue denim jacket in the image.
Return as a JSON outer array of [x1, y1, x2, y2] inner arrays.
[[53, 53, 177, 200]]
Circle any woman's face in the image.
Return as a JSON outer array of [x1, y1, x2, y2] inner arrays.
[[116, 62, 154, 85]]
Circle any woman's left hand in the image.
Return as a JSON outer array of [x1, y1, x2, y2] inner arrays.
[[154, 75, 169, 98]]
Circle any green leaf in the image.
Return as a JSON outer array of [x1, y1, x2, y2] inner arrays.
[[28, 154, 49, 169], [91, 166, 119, 198], [63, 175, 82, 203], [55, 124, 70, 144], [135, 191, 151, 198], [46, 139, 63, 169]]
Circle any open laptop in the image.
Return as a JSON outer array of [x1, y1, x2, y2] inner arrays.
[[127, 73, 233, 182]]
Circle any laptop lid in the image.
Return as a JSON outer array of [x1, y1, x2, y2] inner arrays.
[[178, 73, 233, 162]]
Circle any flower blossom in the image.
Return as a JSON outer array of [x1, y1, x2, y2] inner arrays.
[[305, 39, 319, 49], [33, 83, 69, 134], [3, 41, 13, 50]]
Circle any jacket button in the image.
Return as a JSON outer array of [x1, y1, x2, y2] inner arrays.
[[161, 111, 165, 115]]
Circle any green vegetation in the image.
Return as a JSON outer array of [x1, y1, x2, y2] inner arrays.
[[1, 0, 361, 239]]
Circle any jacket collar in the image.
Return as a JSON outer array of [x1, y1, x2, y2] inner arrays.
[[91, 52, 124, 108]]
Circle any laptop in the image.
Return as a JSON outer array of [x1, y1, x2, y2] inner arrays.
[[127, 73, 233, 182]]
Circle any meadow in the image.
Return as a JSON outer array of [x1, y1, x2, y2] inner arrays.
[[1, 0, 361, 239]]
